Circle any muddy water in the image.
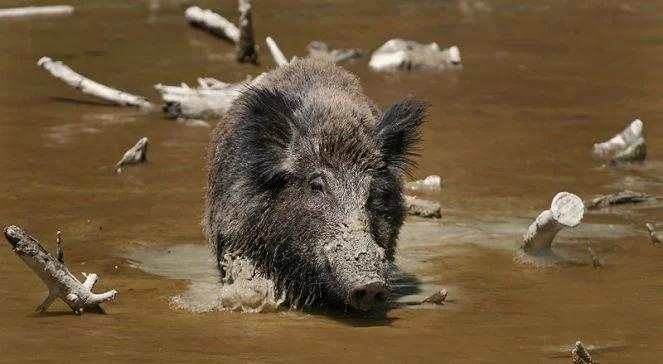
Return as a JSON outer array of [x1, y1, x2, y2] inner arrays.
[[2, 0, 663, 362]]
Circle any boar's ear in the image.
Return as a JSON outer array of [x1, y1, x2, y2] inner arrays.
[[237, 87, 304, 188], [373, 100, 426, 175]]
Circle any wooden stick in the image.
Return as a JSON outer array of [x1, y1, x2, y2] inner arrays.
[[593, 119, 646, 164], [154, 77, 247, 120], [37, 57, 153, 108], [646, 223, 662, 245], [521, 192, 584, 254], [404, 195, 442, 218], [185, 6, 240, 44], [306, 41, 366, 64], [116, 137, 149, 173], [0, 6, 73, 18], [572, 341, 594, 364], [266, 36, 289, 67], [3, 226, 116, 315], [236, 0, 257, 64]]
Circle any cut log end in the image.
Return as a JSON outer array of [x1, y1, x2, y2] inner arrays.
[[521, 192, 584, 254]]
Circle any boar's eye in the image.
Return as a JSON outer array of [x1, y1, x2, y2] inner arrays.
[[309, 174, 325, 194]]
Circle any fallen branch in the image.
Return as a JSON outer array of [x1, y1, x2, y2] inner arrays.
[[116, 137, 149, 173], [3, 226, 116, 315], [521, 192, 584, 254], [369, 39, 462, 71], [593, 119, 646, 165], [266, 36, 289, 67], [405, 175, 442, 193], [236, 0, 257, 64], [404, 195, 441, 218], [572, 341, 594, 364], [154, 77, 247, 120], [37, 57, 153, 108], [586, 190, 660, 209], [185, 6, 239, 43], [422, 289, 447, 305], [307, 41, 366, 64], [646, 223, 662, 245], [0, 5, 73, 18]]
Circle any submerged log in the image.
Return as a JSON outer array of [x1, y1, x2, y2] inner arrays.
[[306, 41, 366, 64], [404, 195, 442, 218], [3, 226, 116, 315], [236, 0, 257, 64], [37, 57, 153, 108], [646, 223, 662, 245], [185, 6, 239, 43], [521, 192, 584, 254], [266, 36, 289, 67], [592, 119, 646, 165], [405, 175, 442, 193], [572, 341, 594, 364], [116, 137, 149, 173], [154, 77, 247, 120], [0, 5, 73, 18], [586, 190, 659, 210], [369, 39, 462, 71]]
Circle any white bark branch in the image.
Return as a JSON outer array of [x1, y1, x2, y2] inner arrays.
[[405, 175, 442, 193], [37, 57, 153, 108], [521, 192, 584, 254], [307, 41, 366, 64], [404, 195, 442, 218], [4, 226, 117, 315], [369, 39, 462, 71], [116, 137, 149, 173], [185, 6, 239, 44], [592, 119, 646, 165], [266, 36, 289, 67], [155, 78, 247, 120], [0, 5, 73, 18]]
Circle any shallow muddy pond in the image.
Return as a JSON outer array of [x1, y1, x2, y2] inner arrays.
[[2, 0, 663, 362]]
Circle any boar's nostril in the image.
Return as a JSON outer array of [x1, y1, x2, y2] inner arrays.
[[348, 281, 390, 311]]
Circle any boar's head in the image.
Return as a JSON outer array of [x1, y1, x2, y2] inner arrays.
[[223, 87, 425, 311]]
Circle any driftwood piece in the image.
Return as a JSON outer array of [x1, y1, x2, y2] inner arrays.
[[593, 119, 646, 165], [266, 36, 289, 67], [586, 190, 659, 209], [405, 175, 442, 193], [572, 341, 594, 364], [404, 195, 442, 218], [37, 57, 153, 108], [422, 289, 447, 305], [369, 39, 462, 71], [307, 41, 366, 64], [154, 77, 247, 120], [185, 6, 239, 43], [236, 0, 257, 64], [521, 192, 584, 254], [3, 226, 116, 315], [0, 5, 73, 18], [646, 223, 662, 245], [116, 137, 149, 173]]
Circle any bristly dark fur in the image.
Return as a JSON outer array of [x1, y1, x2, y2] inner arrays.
[[204, 58, 426, 309]]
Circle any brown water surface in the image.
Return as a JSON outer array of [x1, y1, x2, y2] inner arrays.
[[1, 0, 663, 362]]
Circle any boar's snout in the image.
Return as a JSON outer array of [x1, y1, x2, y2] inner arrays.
[[348, 280, 390, 311]]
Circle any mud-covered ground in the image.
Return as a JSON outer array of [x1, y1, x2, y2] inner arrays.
[[1, 0, 663, 362]]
